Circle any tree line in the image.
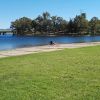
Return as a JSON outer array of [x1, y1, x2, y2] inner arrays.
[[10, 12, 100, 36]]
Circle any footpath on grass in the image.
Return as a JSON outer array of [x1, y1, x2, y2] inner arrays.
[[0, 42, 100, 58]]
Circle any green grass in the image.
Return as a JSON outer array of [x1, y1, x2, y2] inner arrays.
[[0, 46, 100, 100]]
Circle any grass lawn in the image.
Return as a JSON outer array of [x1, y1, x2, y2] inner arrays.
[[0, 46, 100, 100]]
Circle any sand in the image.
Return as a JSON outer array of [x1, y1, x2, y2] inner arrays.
[[0, 42, 100, 58]]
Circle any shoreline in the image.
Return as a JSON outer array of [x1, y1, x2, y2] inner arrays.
[[0, 42, 100, 58]]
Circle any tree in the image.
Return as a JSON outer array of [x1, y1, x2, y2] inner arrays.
[[51, 16, 68, 34], [73, 13, 88, 35], [11, 17, 32, 35], [67, 19, 75, 34], [96, 20, 100, 34], [32, 12, 51, 34], [42, 12, 51, 33], [31, 20, 39, 33], [51, 16, 58, 33], [56, 17, 68, 34], [10, 12, 100, 36], [43, 12, 50, 20], [89, 17, 99, 35]]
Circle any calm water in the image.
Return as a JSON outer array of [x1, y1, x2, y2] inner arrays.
[[0, 34, 100, 50]]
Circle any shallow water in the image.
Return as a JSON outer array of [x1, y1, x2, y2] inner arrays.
[[0, 34, 100, 50]]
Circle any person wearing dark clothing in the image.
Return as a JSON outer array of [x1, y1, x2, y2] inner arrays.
[[49, 41, 55, 45]]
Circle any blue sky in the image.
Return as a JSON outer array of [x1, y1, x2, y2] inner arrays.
[[0, 0, 100, 28]]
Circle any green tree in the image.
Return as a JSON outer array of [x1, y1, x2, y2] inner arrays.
[[42, 12, 51, 33], [67, 19, 75, 34], [11, 17, 32, 35], [96, 20, 100, 34], [89, 17, 99, 35], [33, 12, 51, 35], [73, 13, 88, 35], [51, 16, 58, 33], [11, 12, 100, 36], [51, 16, 68, 34], [56, 17, 68, 34], [43, 12, 50, 20]]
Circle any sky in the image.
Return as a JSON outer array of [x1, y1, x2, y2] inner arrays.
[[0, 0, 100, 29]]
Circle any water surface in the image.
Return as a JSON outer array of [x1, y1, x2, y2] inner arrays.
[[0, 34, 100, 50]]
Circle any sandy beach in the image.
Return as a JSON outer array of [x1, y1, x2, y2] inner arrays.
[[0, 42, 100, 58]]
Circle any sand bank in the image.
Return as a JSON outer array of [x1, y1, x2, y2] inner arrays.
[[0, 42, 100, 58]]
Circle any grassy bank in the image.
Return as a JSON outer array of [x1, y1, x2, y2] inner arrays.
[[0, 46, 100, 100]]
